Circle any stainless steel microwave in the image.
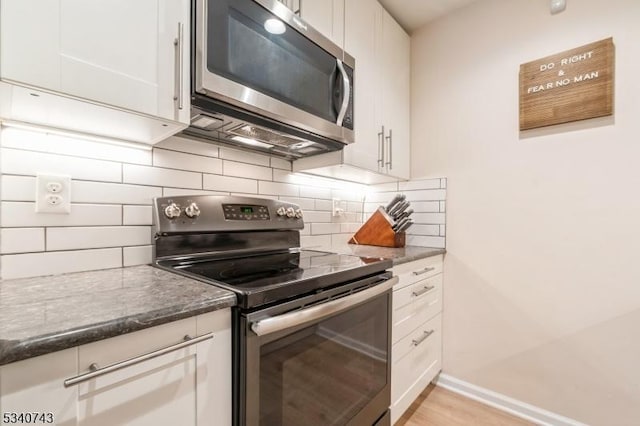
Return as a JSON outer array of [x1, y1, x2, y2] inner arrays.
[[184, 0, 355, 159]]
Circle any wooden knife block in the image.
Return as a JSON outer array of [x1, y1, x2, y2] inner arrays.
[[348, 207, 406, 248]]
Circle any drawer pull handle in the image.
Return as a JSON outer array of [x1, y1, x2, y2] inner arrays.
[[412, 285, 435, 297], [63, 333, 213, 387], [412, 330, 435, 347], [413, 267, 436, 276]]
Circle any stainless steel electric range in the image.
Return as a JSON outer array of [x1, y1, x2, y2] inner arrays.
[[152, 195, 395, 426]]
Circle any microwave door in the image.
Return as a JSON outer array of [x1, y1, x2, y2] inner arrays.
[[195, 0, 354, 143]]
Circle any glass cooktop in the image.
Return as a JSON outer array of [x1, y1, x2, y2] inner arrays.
[[162, 249, 391, 309]]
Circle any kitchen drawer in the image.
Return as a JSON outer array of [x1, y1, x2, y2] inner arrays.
[[391, 314, 442, 424], [393, 272, 442, 312], [393, 255, 443, 290], [392, 275, 442, 344], [78, 316, 197, 369]]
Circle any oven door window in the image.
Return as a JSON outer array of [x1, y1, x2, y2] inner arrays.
[[259, 295, 389, 425], [206, 0, 343, 123]]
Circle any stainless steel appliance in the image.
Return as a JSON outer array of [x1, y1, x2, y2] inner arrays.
[[152, 195, 394, 426], [184, 0, 355, 160]]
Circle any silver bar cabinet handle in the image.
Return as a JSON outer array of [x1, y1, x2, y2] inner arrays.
[[252, 276, 398, 336], [412, 330, 434, 347], [385, 129, 393, 169], [413, 267, 435, 276], [174, 22, 185, 111], [335, 59, 350, 126], [63, 333, 213, 387], [412, 285, 435, 297], [378, 125, 385, 167]]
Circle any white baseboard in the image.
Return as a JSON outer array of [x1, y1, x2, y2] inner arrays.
[[434, 374, 588, 426]]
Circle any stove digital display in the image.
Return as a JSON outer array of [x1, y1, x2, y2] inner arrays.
[[223, 204, 269, 220]]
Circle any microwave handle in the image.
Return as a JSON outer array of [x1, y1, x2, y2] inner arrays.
[[336, 59, 351, 126], [251, 275, 397, 337]]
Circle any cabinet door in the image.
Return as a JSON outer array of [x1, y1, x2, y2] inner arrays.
[[0, 0, 61, 91], [0, 349, 78, 425], [300, 0, 344, 48], [381, 9, 410, 179], [76, 318, 199, 426], [344, 0, 382, 173], [59, 0, 160, 117], [158, 0, 191, 124]]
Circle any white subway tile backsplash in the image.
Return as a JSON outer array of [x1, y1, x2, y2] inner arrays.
[[123, 245, 152, 267], [331, 189, 365, 203], [1, 148, 122, 182], [153, 149, 222, 174], [398, 179, 441, 191], [1, 202, 122, 227], [406, 235, 446, 249], [278, 197, 316, 210], [441, 178, 447, 189], [123, 206, 153, 225], [259, 181, 299, 197], [403, 189, 447, 202], [1, 228, 45, 254], [440, 225, 446, 237], [1, 176, 35, 201], [311, 223, 341, 235], [314, 199, 333, 211], [1, 128, 151, 165], [299, 185, 331, 200], [368, 182, 398, 192], [0, 128, 446, 279], [123, 164, 201, 189], [409, 224, 441, 236], [1, 248, 122, 279], [203, 174, 257, 193], [155, 136, 219, 158], [223, 160, 272, 181], [270, 157, 292, 171], [303, 211, 332, 223], [163, 188, 229, 197], [73, 181, 162, 205], [408, 201, 440, 213], [219, 147, 270, 167], [411, 213, 446, 225], [47, 226, 151, 251]]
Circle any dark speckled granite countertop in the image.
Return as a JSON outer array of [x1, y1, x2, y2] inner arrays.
[[333, 244, 445, 266], [0, 265, 236, 366]]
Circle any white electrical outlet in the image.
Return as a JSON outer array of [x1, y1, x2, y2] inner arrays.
[[35, 174, 71, 213], [332, 199, 345, 217]]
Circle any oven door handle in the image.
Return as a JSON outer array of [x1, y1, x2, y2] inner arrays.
[[251, 276, 398, 336]]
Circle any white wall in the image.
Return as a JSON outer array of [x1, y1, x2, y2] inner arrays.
[[411, 0, 640, 424]]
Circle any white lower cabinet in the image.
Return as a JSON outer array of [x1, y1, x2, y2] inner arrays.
[[0, 309, 231, 426], [391, 256, 444, 424]]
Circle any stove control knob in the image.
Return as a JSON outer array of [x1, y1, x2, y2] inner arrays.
[[276, 206, 287, 216], [164, 203, 181, 219], [185, 202, 200, 218], [294, 209, 303, 219], [286, 207, 296, 218]]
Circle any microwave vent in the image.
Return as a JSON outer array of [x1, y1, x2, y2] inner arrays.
[[228, 124, 312, 149]]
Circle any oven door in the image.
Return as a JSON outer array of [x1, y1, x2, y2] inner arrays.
[[194, 0, 354, 142], [236, 274, 396, 426]]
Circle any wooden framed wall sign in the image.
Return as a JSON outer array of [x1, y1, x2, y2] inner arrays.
[[519, 38, 614, 130]]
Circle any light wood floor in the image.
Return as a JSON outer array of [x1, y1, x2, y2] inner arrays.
[[396, 385, 535, 426]]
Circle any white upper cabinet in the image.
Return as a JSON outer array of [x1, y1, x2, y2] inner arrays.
[[0, 0, 190, 143], [299, 0, 345, 48], [293, 0, 411, 183], [380, 8, 410, 179]]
